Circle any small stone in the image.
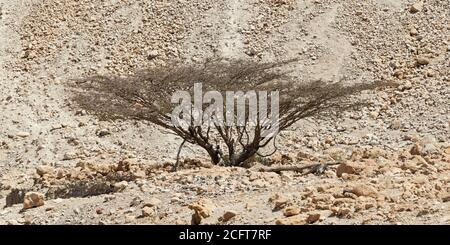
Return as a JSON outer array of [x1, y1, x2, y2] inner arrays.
[[416, 57, 430, 66], [188, 199, 214, 218], [351, 185, 378, 198], [283, 207, 301, 217], [45, 206, 55, 212], [390, 120, 402, 130], [275, 216, 306, 225], [96, 208, 103, 214], [113, 181, 128, 192], [147, 50, 159, 60], [442, 194, 450, 203], [274, 198, 288, 209], [36, 165, 55, 176], [369, 111, 379, 119], [410, 143, 422, 156], [191, 212, 202, 225], [97, 129, 110, 137], [306, 213, 321, 224], [410, 1, 424, 13], [23, 192, 45, 209], [143, 198, 161, 208], [410, 28, 418, 36], [16, 131, 30, 138], [336, 162, 357, 177], [63, 151, 78, 160], [141, 207, 154, 217], [219, 211, 237, 222]]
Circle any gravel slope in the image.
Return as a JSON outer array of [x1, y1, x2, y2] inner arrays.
[[0, 0, 448, 224]]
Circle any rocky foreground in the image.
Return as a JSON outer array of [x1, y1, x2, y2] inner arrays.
[[0, 143, 449, 225]]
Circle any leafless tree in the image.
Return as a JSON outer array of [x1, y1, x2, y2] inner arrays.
[[71, 59, 389, 170]]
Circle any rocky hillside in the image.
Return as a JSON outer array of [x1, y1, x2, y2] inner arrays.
[[0, 0, 448, 224]]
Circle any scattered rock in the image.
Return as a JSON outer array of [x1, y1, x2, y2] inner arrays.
[[219, 211, 237, 222], [191, 212, 202, 225], [275, 216, 306, 225], [269, 194, 289, 209], [410, 143, 437, 156], [443, 194, 450, 203], [113, 181, 128, 192], [336, 162, 356, 177], [351, 185, 378, 198], [147, 50, 159, 60], [23, 192, 45, 209], [96, 129, 110, 137], [306, 213, 321, 224], [141, 207, 154, 217], [63, 151, 78, 160], [410, 1, 424, 13], [410, 143, 422, 156], [283, 207, 301, 217], [143, 198, 162, 208], [416, 57, 430, 66], [16, 131, 30, 138], [188, 199, 215, 225], [36, 165, 55, 176]]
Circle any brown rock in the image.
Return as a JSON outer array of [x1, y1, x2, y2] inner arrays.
[[23, 192, 45, 209], [276, 216, 307, 225], [410, 1, 424, 13], [306, 213, 321, 224], [444, 147, 450, 155], [36, 165, 55, 177], [416, 57, 430, 66], [188, 199, 214, 219], [219, 211, 237, 222], [336, 162, 358, 177], [283, 207, 301, 217], [141, 207, 154, 217], [410, 143, 422, 156], [443, 194, 450, 203], [274, 199, 288, 209], [351, 185, 378, 198], [269, 194, 289, 209], [191, 212, 202, 225]]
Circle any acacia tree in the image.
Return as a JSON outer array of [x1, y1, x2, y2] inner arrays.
[[71, 59, 386, 169]]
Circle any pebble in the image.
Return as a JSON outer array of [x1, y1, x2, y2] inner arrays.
[[219, 210, 237, 222], [141, 207, 154, 217], [16, 131, 30, 138], [416, 57, 430, 66], [410, 2, 424, 13], [283, 207, 301, 217], [23, 192, 45, 209], [306, 213, 321, 224]]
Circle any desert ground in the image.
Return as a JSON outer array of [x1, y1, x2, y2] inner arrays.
[[0, 0, 449, 225]]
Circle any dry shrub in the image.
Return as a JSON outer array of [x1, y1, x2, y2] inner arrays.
[[71, 59, 390, 168]]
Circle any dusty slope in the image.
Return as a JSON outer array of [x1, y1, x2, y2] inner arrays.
[[0, 0, 449, 224]]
